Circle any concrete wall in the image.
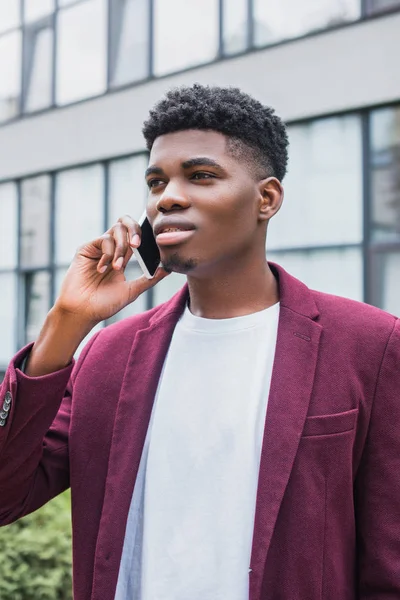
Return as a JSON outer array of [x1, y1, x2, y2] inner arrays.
[[0, 12, 399, 180]]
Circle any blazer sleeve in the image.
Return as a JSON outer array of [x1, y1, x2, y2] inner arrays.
[[0, 332, 100, 526], [355, 317, 400, 598]]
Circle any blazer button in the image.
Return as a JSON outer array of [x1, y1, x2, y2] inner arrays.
[[4, 392, 12, 405], [0, 419, 6, 427], [0, 411, 8, 420], [2, 402, 10, 412]]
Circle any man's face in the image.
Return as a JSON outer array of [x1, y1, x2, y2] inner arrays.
[[145, 129, 269, 276]]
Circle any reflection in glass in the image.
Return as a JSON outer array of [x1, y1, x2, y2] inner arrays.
[[370, 107, 400, 242], [108, 155, 148, 228], [20, 176, 51, 268], [24, 271, 51, 344], [153, 272, 187, 306], [268, 116, 363, 250], [55, 165, 104, 264], [154, 0, 219, 76], [373, 252, 400, 316], [24, 0, 54, 23], [109, 0, 149, 86], [0, 273, 17, 364], [254, 0, 360, 46], [56, 0, 107, 105], [0, 2, 20, 33], [0, 183, 18, 269], [0, 31, 22, 122], [223, 0, 248, 55], [268, 247, 363, 301], [366, 0, 400, 13], [24, 25, 53, 112]]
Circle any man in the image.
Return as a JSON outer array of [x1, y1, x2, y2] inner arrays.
[[0, 84, 399, 600]]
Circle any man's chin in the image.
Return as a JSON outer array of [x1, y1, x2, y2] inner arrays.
[[161, 252, 198, 274]]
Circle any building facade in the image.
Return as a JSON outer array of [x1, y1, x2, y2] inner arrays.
[[0, 0, 400, 375]]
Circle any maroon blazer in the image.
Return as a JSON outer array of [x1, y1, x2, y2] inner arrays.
[[1, 264, 400, 600]]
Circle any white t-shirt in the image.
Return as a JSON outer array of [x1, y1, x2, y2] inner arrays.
[[114, 302, 280, 600]]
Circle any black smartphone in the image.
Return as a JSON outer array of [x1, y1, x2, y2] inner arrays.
[[133, 212, 161, 279]]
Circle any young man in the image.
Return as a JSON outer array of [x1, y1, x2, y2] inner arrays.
[[0, 84, 399, 600]]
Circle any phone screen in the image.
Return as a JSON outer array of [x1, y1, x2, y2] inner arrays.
[[135, 216, 160, 278]]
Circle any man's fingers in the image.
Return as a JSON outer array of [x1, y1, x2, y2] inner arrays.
[[118, 214, 142, 248], [97, 234, 115, 273]]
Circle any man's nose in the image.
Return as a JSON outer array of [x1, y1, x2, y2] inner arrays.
[[156, 183, 191, 213]]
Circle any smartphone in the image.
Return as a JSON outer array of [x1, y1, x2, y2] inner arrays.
[[133, 212, 161, 279]]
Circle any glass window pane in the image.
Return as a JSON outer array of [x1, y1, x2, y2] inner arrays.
[[153, 272, 187, 307], [0, 31, 22, 122], [109, 0, 149, 87], [0, 1, 20, 33], [268, 116, 363, 250], [223, 0, 248, 55], [372, 251, 400, 316], [108, 155, 148, 228], [268, 247, 363, 301], [106, 264, 148, 324], [56, 0, 107, 105], [55, 165, 104, 264], [24, 271, 51, 344], [154, 0, 219, 76], [370, 106, 400, 243], [0, 273, 17, 364], [0, 183, 18, 269], [254, 0, 360, 46], [24, 0, 55, 23], [24, 25, 53, 112], [366, 0, 400, 14], [20, 176, 52, 268]]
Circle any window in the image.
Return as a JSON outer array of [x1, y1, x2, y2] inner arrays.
[[0, 273, 17, 364], [56, 0, 107, 105], [370, 251, 400, 316], [222, 0, 249, 55], [366, 0, 400, 14], [268, 116, 363, 250], [109, 0, 150, 87], [23, 22, 53, 112], [20, 176, 52, 268], [0, 183, 18, 269], [254, 0, 360, 46], [24, 271, 51, 344], [24, 0, 55, 23], [154, 0, 219, 76], [55, 165, 104, 265], [370, 106, 400, 242], [0, 31, 22, 122], [108, 155, 148, 228], [0, 2, 20, 34], [268, 247, 363, 301]]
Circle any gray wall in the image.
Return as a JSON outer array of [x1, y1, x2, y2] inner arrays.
[[0, 11, 399, 180]]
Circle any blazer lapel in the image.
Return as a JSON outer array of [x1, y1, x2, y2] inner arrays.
[[91, 289, 187, 600], [249, 264, 322, 600]]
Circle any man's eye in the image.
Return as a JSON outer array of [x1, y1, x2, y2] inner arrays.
[[148, 179, 164, 189], [191, 172, 215, 180]]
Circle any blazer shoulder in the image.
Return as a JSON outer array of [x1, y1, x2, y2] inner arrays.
[[311, 289, 398, 339]]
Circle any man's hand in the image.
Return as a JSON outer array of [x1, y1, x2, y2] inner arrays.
[[54, 214, 167, 325], [25, 215, 168, 377]]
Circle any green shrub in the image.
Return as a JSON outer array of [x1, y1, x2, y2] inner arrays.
[[0, 490, 72, 600]]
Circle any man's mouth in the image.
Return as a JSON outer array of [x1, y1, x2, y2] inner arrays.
[[155, 228, 195, 246]]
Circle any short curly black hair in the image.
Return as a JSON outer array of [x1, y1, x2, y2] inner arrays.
[[142, 84, 289, 181]]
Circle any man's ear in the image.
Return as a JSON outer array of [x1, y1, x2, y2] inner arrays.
[[258, 177, 284, 222]]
